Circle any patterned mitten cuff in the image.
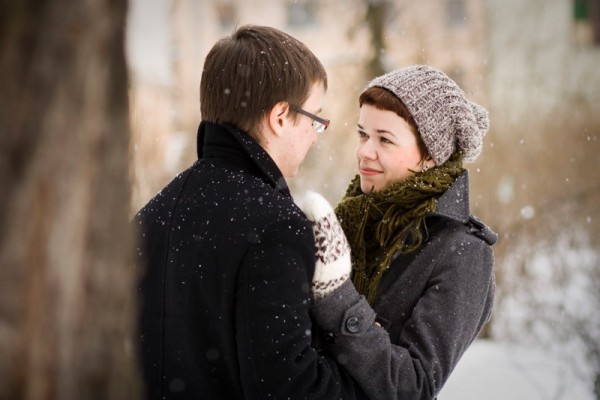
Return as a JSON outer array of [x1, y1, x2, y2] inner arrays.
[[298, 191, 351, 300]]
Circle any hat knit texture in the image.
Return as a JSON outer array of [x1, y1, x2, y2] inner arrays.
[[367, 65, 489, 165]]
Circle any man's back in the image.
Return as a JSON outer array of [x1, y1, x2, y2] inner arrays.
[[137, 167, 302, 397], [135, 123, 365, 399]]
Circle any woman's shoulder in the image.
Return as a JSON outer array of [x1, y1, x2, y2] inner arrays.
[[426, 213, 497, 247], [464, 215, 497, 245]]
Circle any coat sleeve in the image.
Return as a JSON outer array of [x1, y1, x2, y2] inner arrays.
[[310, 234, 495, 400], [235, 216, 367, 400]]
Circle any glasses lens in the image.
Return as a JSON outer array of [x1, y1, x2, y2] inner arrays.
[[294, 107, 328, 133], [312, 121, 325, 133]]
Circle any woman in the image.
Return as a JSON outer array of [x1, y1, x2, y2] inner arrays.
[[301, 65, 497, 399]]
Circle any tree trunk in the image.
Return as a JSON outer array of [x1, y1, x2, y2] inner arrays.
[[365, 0, 388, 79], [0, 1, 141, 399]]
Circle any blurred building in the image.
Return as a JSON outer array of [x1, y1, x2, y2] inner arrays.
[[128, 0, 599, 211], [486, 0, 600, 127], [479, 0, 600, 219], [128, 0, 489, 210]]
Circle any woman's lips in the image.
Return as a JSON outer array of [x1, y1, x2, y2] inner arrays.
[[359, 166, 381, 176]]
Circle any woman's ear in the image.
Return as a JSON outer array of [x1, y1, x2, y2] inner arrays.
[[267, 101, 291, 137], [423, 155, 436, 165], [420, 156, 436, 171]]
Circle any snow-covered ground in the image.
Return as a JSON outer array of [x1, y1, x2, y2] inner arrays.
[[439, 340, 594, 400]]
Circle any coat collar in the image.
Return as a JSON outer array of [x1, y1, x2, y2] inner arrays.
[[430, 170, 498, 245], [196, 121, 291, 197], [431, 170, 471, 224]]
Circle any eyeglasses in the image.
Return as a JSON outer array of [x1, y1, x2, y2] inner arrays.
[[292, 107, 330, 133]]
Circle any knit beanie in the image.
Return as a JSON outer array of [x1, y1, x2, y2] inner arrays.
[[367, 65, 489, 165]]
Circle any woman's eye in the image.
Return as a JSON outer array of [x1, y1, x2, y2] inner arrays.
[[380, 137, 392, 144], [357, 130, 368, 138]]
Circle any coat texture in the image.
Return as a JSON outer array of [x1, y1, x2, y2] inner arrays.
[[311, 171, 497, 400], [134, 122, 366, 400]]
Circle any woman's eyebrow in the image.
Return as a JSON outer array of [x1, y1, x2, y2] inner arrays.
[[357, 123, 396, 136], [376, 129, 396, 136]]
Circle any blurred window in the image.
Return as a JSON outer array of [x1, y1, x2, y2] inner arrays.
[[448, 67, 466, 91], [286, 0, 317, 28], [215, 1, 236, 30], [447, 0, 466, 27], [573, 0, 600, 46]]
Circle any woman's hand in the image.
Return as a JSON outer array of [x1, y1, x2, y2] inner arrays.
[[297, 191, 351, 300]]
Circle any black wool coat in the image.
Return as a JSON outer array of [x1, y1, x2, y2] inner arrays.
[[134, 122, 366, 400], [311, 171, 497, 400]]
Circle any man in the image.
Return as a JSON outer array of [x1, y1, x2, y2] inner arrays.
[[134, 25, 365, 399]]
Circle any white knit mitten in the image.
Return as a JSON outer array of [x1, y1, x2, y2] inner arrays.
[[298, 191, 351, 300]]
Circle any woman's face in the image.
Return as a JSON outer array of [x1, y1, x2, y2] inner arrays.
[[355, 104, 426, 193]]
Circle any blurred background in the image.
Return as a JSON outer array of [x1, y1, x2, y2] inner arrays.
[[127, 0, 600, 398]]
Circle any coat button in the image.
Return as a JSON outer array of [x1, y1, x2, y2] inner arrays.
[[345, 316, 360, 333]]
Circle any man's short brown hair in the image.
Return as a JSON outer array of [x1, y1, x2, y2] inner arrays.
[[200, 25, 327, 139]]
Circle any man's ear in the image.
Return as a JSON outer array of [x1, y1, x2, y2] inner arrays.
[[267, 101, 291, 137]]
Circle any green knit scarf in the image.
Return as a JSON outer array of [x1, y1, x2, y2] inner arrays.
[[334, 153, 464, 304]]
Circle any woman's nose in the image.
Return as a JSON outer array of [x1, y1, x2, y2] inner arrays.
[[356, 139, 376, 160]]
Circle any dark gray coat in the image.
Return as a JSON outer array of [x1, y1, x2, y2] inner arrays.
[[311, 171, 496, 400]]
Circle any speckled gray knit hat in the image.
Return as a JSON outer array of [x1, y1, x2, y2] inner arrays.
[[367, 65, 489, 165]]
